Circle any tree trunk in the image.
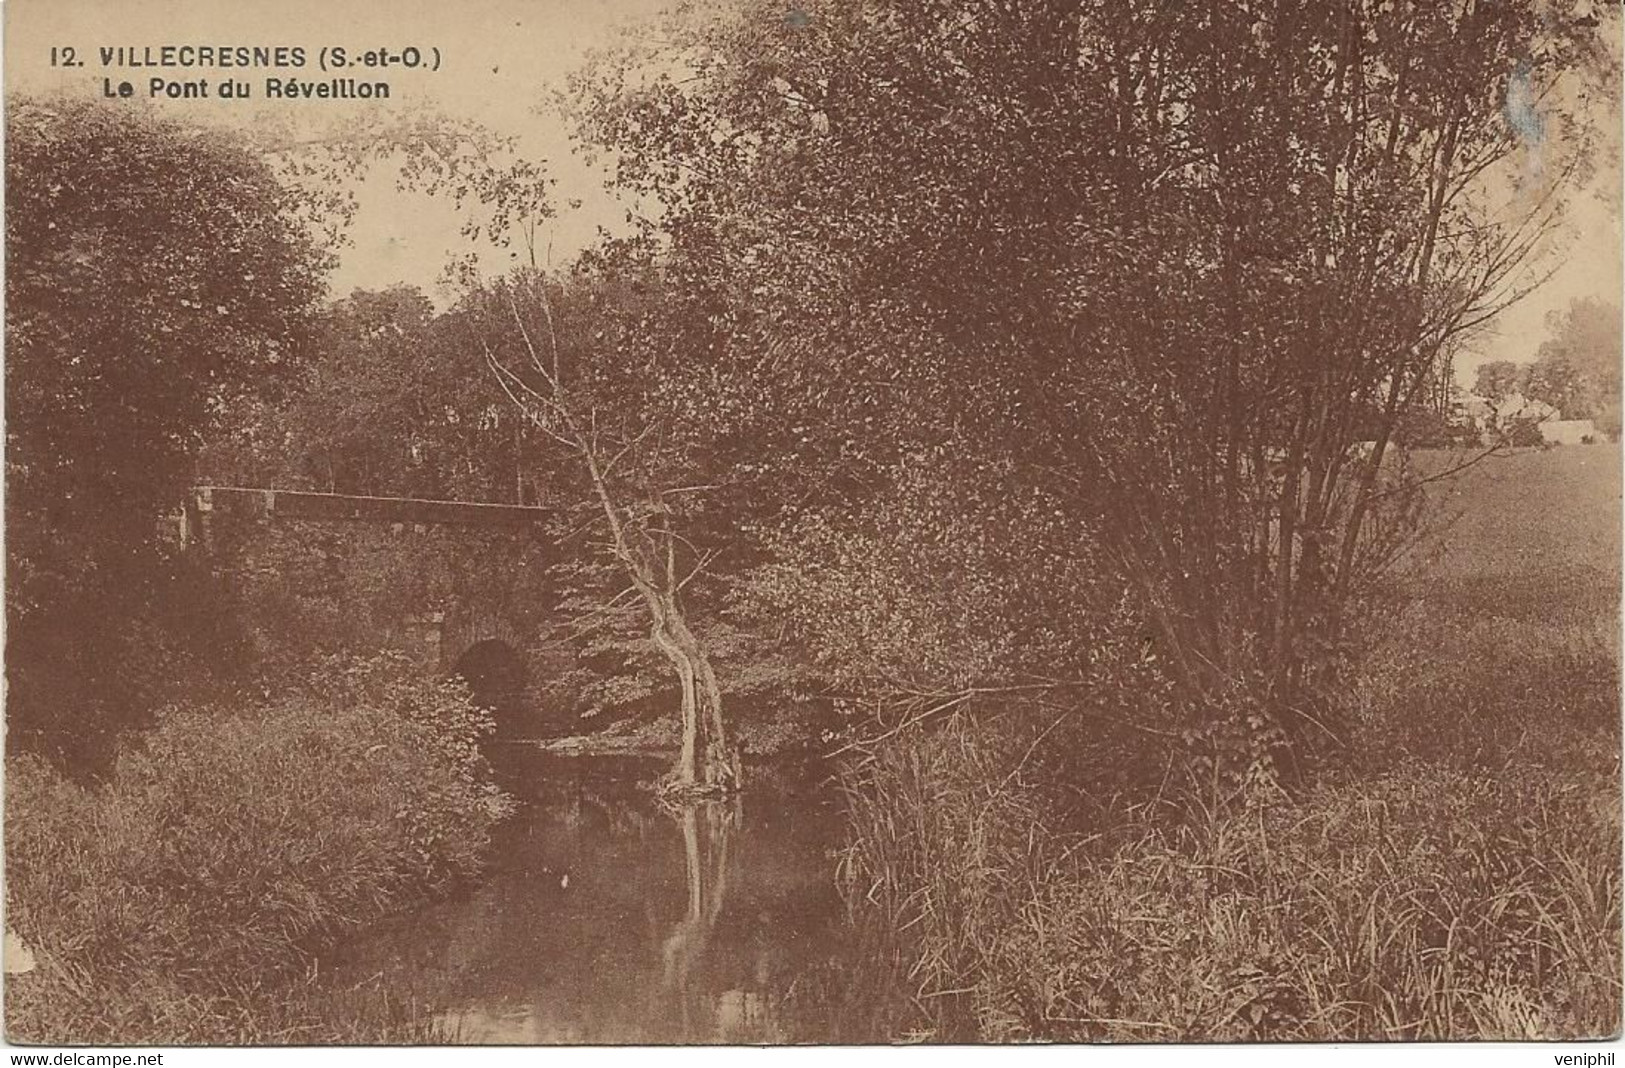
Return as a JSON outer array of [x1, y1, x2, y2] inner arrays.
[[646, 585, 737, 790], [580, 446, 737, 793], [486, 277, 738, 794]]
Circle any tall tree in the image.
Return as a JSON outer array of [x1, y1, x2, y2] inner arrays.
[[568, 0, 1607, 793], [5, 96, 327, 762], [465, 267, 742, 793], [1533, 296, 1623, 431], [1474, 360, 1528, 402], [1524, 354, 1589, 418], [202, 285, 545, 502]]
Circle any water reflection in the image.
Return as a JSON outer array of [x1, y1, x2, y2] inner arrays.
[[325, 750, 846, 1044], [662, 800, 735, 1038]]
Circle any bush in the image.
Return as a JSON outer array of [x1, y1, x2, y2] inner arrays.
[[4, 652, 513, 1044], [1506, 417, 1545, 448]]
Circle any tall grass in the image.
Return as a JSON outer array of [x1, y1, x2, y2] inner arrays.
[[975, 763, 1619, 1041], [834, 713, 1059, 1041], [836, 545, 1621, 1041], [841, 726, 1619, 1042], [5, 652, 512, 1045]]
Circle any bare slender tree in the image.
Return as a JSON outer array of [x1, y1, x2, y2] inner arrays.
[[477, 271, 739, 794]]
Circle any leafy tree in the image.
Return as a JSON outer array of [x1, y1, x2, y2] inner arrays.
[[5, 97, 327, 763], [201, 285, 548, 503], [197, 104, 577, 503], [1523, 353, 1590, 419], [1474, 360, 1528, 403], [285, 286, 441, 495], [568, 0, 1608, 795], [1533, 296, 1622, 433]]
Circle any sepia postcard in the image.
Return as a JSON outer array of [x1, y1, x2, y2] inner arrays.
[[2, 0, 1621, 1057]]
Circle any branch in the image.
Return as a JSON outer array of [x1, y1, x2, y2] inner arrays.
[[824, 691, 974, 759], [505, 287, 563, 395], [600, 420, 661, 480], [677, 547, 721, 593], [555, 584, 643, 642], [483, 348, 577, 450], [1361, 438, 1510, 507]]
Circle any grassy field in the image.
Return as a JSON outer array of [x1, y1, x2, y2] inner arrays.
[[1409, 443, 1621, 588]]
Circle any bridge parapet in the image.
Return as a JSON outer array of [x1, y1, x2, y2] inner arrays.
[[193, 486, 554, 530]]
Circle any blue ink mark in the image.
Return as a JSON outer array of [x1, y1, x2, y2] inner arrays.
[[1504, 59, 1545, 148], [784, 8, 811, 29]]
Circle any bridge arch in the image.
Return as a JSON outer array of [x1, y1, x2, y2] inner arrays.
[[450, 638, 528, 728], [439, 605, 526, 677], [185, 485, 572, 738]]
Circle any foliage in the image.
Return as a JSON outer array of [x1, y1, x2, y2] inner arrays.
[[734, 454, 1179, 782], [4, 96, 327, 764], [1393, 409, 1479, 449], [453, 266, 752, 788], [834, 711, 1050, 1042], [194, 509, 557, 738], [1466, 298, 1621, 432], [840, 651, 1620, 1042], [742, 458, 1122, 690], [1524, 354, 1591, 421], [1506, 416, 1548, 448], [546, 552, 813, 730], [837, 442, 1622, 1042], [4, 652, 512, 1044], [1527, 296, 1624, 436], [1474, 360, 1527, 403], [566, 0, 1611, 793], [3, 962, 449, 1047], [249, 106, 557, 260], [202, 285, 550, 503]]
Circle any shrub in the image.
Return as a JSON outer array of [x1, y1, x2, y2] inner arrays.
[[4, 652, 512, 1044], [1506, 417, 1546, 448], [832, 432, 1621, 1043]]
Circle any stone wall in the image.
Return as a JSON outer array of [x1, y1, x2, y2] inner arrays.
[[186, 486, 576, 736]]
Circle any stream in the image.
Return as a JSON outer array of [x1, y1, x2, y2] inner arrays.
[[324, 747, 863, 1043]]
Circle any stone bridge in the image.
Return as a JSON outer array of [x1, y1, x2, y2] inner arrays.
[[180, 485, 574, 736]]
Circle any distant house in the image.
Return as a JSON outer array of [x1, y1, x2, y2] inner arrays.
[[1454, 392, 1563, 440], [1491, 392, 1559, 424], [1541, 419, 1599, 446]]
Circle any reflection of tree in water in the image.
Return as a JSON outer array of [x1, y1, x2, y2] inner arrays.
[[327, 758, 845, 1043], [660, 799, 753, 1041]]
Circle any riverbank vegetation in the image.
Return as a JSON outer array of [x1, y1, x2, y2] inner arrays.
[[548, 0, 1618, 1041], [6, 0, 1620, 1046], [5, 654, 508, 1044], [833, 457, 1621, 1038], [3, 100, 529, 1044]]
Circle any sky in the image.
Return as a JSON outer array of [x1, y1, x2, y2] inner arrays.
[[5, 0, 1621, 385], [4, 0, 673, 296]]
